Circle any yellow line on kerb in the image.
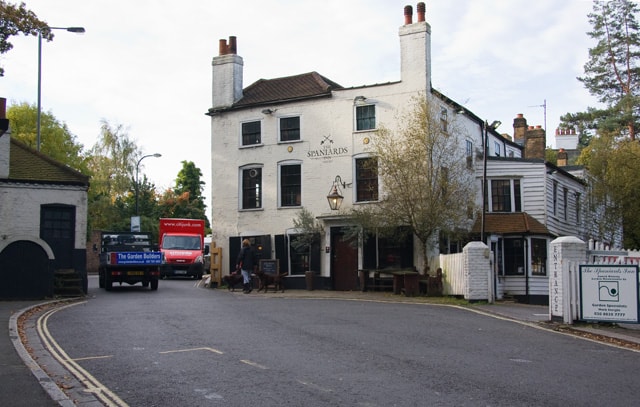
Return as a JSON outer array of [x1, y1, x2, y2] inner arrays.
[[38, 301, 129, 407]]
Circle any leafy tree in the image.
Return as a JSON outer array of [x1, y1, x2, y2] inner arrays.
[[291, 207, 323, 252], [7, 102, 89, 173], [347, 95, 475, 274], [562, 0, 640, 141], [158, 161, 209, 229], [0, 1, 51, 76], [86, 120, 142, 231], [87, 120, 139, 200], [562, 1, 640, 247], [577, 133, 640, 247], [175, 160, 206, 210]]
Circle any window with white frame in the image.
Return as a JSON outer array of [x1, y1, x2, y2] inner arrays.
[[240, 166, 262, 209], [494, 141, 501, 157], [279, 162, 301, 207], [356, 105, 376, 131], [489, 179, 522, 212], [241, 121, 261, 146], [465, 139, 473, 168], [279, 116, 300, 142]]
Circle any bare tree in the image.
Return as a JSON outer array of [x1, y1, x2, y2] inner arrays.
[[348, 95, 476, 274]]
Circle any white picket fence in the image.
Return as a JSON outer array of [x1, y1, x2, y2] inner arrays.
[[429, 252, 465, 296]]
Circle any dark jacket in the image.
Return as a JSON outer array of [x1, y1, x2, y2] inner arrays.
[[236, 246, 257, 271]]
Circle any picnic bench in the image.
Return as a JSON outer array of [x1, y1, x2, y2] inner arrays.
[[359, 268, 420, 296]]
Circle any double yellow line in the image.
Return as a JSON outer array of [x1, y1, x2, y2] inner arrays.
[[37, 301, 129, 407]]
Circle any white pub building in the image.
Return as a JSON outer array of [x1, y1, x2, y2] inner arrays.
[[207, 3, 606, 303]]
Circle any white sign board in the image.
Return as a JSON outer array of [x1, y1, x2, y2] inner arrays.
[[130, 216, 141, 232], [579, 265, 639, 323]]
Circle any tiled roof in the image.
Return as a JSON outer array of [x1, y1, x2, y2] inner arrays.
[[232, 71, 343, 108], [471, 212, 550, 235], [6, 137, 89, 186]]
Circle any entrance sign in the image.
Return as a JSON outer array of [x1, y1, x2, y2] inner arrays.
[[579, 265, 639, 323]]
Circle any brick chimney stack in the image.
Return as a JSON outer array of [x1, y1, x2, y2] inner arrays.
[[524, 125, 546, 160], [513, 113, 527, 146], [557, 148, 568, 167]]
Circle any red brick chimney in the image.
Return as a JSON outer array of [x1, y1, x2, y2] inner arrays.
[[513, 113, 527, 146], [557, 148, 568, 167], [524, 125, 546, 160]]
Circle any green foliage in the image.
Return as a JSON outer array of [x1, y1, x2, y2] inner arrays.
[[88, 121, 139, 200], [563, 0, 640, 141], [563, 1, 640, 246], [579, 134, 640, 247], [347, 95, 475, 272], [6, 101, 210, 239], [158, 161, 209, 230], [291, 208, 323, 251], [7, 102, 89, 173], [0, 0, 51, 76]]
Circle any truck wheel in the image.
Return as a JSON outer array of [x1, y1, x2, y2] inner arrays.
[[150, 279, 159, 290], [105, 274, 113, 291], [98, 272, 105, 288]]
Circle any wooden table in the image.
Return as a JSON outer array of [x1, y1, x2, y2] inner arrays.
[[391, 270, 420, 297]]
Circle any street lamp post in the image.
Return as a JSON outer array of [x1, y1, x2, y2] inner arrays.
[[135, 153, 162, 216], [481, 120, 501, 244], [37, 26, 85, 151]]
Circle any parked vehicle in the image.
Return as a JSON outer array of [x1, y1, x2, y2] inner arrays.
[[98, 232, 161, 291], [159, 218, 206, 279]]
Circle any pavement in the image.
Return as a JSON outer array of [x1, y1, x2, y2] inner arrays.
[[3, 290, 640, 406]]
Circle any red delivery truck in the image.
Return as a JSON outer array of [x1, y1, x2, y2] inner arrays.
[[159, 218, 206, 279]]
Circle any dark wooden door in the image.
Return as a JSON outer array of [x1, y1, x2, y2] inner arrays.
[[0, 241, 51, 299], [40, 204, 75, 270], [331, 227, 358, 291]]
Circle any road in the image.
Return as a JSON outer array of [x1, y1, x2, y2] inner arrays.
[[38, 275, 640, 406]]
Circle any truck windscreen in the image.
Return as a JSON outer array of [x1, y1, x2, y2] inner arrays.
[[162, 236, 201, 250]]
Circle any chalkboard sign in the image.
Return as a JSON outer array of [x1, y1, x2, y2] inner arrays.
[[260, 259, 279, 275]]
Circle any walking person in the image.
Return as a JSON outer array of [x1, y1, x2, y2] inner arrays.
[[236, 239, 257, 293]]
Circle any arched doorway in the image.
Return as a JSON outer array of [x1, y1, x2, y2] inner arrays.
[[0, 241, 52, 299]]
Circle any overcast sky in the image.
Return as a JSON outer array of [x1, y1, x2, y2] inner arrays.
[[2, 0, 603, 211]]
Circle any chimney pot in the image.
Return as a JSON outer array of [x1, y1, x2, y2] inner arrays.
[[417, 2, 425, 22], [219, 39, 228, 56], [517, 113, 524, 118], [229, 36, 237, 54], [535, 125, 542, 129], [404, 5, 413, 25]]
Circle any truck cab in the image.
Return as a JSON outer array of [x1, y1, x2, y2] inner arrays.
[[159, 218, 205, 279]]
